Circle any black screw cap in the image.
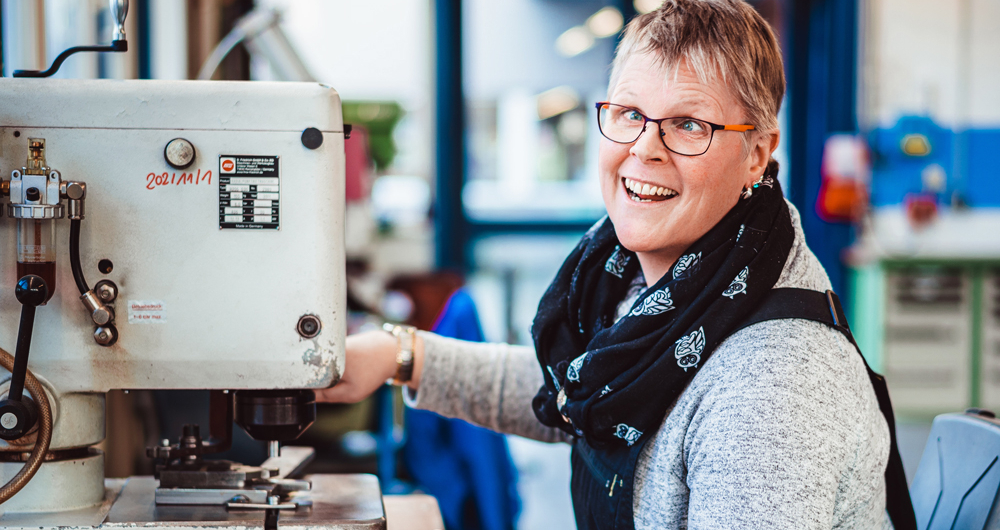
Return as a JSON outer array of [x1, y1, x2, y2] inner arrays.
[[966, 407, 996, 419], [0, 399, 36, 440], [297, 314, 322, 338], [15, 275, 48, 307], [25, 187, 40, 201], [301, 127, 323, 150]]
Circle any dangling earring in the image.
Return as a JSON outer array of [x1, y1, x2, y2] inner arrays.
[[741, 174, 774, 199]]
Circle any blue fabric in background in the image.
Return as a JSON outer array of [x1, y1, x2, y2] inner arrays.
[[403, 289, 521, 530]]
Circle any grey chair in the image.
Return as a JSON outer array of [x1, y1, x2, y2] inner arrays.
[[910, 409, 1000, 529]]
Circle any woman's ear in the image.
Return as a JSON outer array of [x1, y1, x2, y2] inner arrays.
[[747, 130, 780, 183]]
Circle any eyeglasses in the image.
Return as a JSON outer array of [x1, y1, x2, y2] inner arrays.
[[595, 102, 755, 156]]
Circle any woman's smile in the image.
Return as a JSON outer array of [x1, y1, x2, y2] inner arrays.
[[621, 177, 679, 203]]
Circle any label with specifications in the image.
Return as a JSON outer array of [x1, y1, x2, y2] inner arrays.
[[218, 155, 280, 229]]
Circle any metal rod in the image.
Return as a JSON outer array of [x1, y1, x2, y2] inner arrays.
[[268, 440, 280, 459], [8, 305, 35, 402]]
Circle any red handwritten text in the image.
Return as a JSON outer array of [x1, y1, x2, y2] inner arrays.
[[145, 169, 213, 190]]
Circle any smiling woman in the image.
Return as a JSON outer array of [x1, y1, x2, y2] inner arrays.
[[318, 1, 908, 529]]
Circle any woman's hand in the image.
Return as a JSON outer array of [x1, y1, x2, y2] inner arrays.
[[315, 329, 425, 403]]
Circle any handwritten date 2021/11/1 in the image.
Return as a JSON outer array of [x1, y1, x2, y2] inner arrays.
[[146, 169, 212, 190]]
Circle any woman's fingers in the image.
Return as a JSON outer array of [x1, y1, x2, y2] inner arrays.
[[315, 330, 398, 404], [315, 382, 364, 403]]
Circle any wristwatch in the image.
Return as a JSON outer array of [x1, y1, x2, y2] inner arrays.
[[383, 323, 417, 385]]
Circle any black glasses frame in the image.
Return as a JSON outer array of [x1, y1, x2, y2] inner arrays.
[[594, 102, 755, 157]]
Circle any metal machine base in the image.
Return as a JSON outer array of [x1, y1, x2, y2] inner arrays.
[[0, 474, 388, 529]]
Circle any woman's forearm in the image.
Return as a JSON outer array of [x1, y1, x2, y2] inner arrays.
[[409, 332, 571, 444]]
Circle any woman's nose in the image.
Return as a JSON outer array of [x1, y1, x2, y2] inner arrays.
[[629, 122, 669, 162]]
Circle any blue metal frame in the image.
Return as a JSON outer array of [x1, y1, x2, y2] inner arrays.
[[136, 0, 150, 79], [785, 0, 858, 306], [434, 0, 466, 271]]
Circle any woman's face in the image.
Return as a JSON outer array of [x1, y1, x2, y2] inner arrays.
[[599, 53, 774, 282]]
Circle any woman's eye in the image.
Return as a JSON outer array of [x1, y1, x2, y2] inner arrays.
[[626, 111, 643, 122], [679, 120, 705, 133]]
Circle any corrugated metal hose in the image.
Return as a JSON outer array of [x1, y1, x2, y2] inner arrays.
[[0, 346, 52, 504]]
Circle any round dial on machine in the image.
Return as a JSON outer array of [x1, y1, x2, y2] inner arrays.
[[164, 138, 196, 169]]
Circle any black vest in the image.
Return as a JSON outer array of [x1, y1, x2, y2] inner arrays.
[[569, 288, 917, 530]]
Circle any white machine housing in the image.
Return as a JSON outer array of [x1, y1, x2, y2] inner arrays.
[[0, 78, 346, 441]]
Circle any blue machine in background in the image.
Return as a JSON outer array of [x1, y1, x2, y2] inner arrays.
[[868, 116, 1000, 209]]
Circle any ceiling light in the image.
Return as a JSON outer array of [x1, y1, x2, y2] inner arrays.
[[537, 86, 581, 120], [556, 26, 595, 57], [634, 0, 663, 14], [587, 7, 624, 38]]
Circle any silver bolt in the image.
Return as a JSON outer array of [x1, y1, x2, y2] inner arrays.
[[94, 326, 115, 345], [268, 440, 280, 459], [268, 495, 279, 506], [0, 412, 17, 430], [160, 438, 170, 447], [96, 282, 117, 302]]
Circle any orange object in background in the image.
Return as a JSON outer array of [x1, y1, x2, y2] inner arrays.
[[817, 134, 870, 223]]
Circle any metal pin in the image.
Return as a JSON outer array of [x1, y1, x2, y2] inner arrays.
[[268, 440, 280, 459]]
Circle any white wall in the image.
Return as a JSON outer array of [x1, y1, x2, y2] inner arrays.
[[2, 0, 46, 75], [150, 0, 188, 80], [256, 0, 432, 106], [863, 0, 1000, 128]]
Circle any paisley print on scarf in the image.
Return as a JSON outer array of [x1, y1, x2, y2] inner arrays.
[[630, 287, 675, 316], [604, 245, 630, 278], [614, 424, 643, 446], [672, 252, 701, 279], [722, 266, 749, 299], [674, 327, 706, 371]]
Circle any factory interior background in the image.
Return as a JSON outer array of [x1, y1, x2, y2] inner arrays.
[[3, 0, 999, 528]]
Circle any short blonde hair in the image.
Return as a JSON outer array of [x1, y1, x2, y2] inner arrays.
[[609, 0, 785, 137]]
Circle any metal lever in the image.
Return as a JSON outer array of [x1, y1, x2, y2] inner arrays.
[[0, 275, 47, 440], [13, 0, 128, 78]]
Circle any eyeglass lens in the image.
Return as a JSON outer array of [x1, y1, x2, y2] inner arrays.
[[598, 104, 713, 156]]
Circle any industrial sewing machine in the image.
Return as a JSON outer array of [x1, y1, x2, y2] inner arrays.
[[0, 3, 423, 528]]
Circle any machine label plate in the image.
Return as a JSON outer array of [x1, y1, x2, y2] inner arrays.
[[218, 155, 280, 229]]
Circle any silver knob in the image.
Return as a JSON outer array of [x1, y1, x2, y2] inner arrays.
[[164, 138, 195, 169], [92, 306, 113, 326], [110, 0, 128, 41]]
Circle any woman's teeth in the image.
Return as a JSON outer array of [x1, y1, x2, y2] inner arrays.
[[623, 178, 678, 202]]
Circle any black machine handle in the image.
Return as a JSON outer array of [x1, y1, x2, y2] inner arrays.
[[0, 275, 48, 440], [12, 0, 128, 78]]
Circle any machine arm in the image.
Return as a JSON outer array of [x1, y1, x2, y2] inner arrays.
[[0, 275, 47, 440]]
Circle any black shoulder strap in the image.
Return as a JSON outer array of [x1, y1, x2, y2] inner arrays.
[[735, 288, 917, 530]]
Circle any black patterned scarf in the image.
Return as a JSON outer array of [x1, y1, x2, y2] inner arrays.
[[531, 178, 794, 448]]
